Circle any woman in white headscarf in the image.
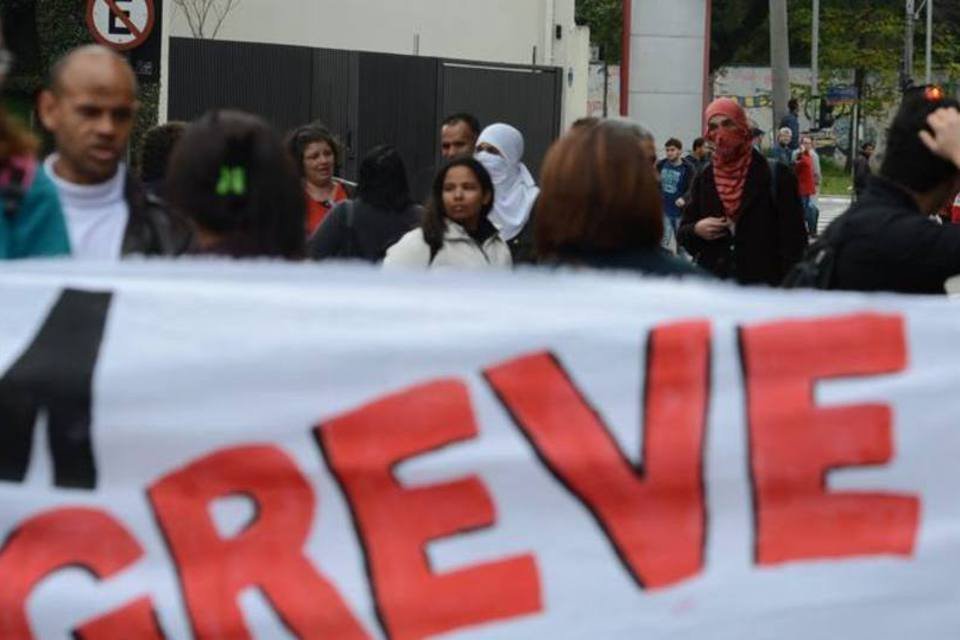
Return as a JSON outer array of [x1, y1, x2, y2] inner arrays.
[[475, 123, 540, 263]]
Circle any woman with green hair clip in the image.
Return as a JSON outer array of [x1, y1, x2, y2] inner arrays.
[[166, 110, 306, 259]]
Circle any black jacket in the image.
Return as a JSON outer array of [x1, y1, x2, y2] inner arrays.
[[678, 150, 807, 286], [829, 176, 960, 294], [853, 153, 873, 197], [560, 247, 712, 279], [308, 199, 422, 262], [121, 174, 193, 256]]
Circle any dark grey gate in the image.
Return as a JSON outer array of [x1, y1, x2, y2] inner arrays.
[[439, 61, 563, 180], [168, 38, 563, 198]]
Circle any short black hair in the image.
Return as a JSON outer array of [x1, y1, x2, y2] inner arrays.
[[167, 110, 305, 259], [441, 113, 481, 138], [356, 145, 413, 212], [788, 98, 799, 112], [139, 121, 186, 183], [880, 89, 960, 194], [692, 137, 705, 150], [286, 124, 342, 177], [665, 138, 683, 150]]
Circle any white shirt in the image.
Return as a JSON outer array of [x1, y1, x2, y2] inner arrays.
[[44, 155, 129, 260]]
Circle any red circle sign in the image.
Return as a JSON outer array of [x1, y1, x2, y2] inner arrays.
[[85, 0, 156, 52]]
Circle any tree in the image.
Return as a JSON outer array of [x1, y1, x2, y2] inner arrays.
[[711, 0, 769, 72], [172, 0, 240, 39], [575, 0, 622, 64]]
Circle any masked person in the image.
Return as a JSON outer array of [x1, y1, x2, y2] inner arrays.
[[678, 98, 807, 286], [475, 123, 540, 264]]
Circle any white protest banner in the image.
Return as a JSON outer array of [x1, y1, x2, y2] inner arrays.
[[0, 261, 957, 639]]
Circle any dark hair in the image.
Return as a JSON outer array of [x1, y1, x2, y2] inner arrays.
[[536, 120, 664, 259], [166, 110, 305, 259], [421, 156, 494, 252], [692, 137, 705, 150], [285, 124, 342, 178], [0, 109, 37, 161], [441, 112, 481, 138], [880, 89, 960, 193], [356, 145, 413, 212], [788, 98, 799, 112], [665, 138, 683, 150], [139, 121, 186, 183], [571, 117, 600, 131], [862, 141, 876, 151]]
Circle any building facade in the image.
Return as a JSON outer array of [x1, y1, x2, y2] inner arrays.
[[623, 0, 711, 153], [162, 0, 589, 128]]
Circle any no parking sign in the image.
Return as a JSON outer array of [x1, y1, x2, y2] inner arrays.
[[85, 0, 156, 52]]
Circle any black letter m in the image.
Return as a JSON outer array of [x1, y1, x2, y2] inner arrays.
[[0, 289, 112, 489]]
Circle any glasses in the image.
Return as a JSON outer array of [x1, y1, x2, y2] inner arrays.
[[0, 49, 12, 77]]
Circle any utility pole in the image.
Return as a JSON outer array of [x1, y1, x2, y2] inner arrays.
[[811, 0, 820, 127], [811, 0, 820, 95], [770, 0, 791, 127], [903, 0, 916, 89], [925, 0, 933, 85]]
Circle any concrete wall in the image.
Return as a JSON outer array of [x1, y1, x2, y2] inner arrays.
[[163, 0, 588, 129], [626, 0, 709, 154]]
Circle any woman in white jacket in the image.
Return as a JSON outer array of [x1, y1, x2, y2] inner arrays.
[[384, 156, 512, 269]]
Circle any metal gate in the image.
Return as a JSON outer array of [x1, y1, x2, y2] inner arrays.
[[168, 38, 563, 197]]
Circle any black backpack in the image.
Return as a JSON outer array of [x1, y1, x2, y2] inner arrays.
[[782, 213, 850, 289]]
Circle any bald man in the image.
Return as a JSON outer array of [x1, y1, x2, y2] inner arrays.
[[38, 45, 191, 259]]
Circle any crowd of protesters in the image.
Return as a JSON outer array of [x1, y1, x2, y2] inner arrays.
[[4, 42, 960, 295]]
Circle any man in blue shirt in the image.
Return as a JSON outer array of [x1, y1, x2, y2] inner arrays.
[[779, 98, 801, 152], [657, 138, 695, 235]]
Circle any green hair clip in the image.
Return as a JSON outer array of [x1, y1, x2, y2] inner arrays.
[[216, 166, 247, 197]]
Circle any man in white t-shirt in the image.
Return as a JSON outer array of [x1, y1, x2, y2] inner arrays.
[[37, 45, 191, 259]]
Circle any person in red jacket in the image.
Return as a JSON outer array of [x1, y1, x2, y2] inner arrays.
[[795, 137, 819, 237]]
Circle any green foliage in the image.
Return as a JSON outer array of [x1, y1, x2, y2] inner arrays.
[[131, 82, 159, 172], [791, 1, 904, 119], [35, 0, 91, 69], [819, 156, 852, 197], [711, 0, 770, 72], [1, 0, 159, 167], [712, 0, 960, 117], [576, 0, 622, 64]]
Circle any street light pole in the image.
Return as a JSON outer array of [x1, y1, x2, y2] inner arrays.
[[811, 0, 820, 96], [770, 0, 791, 127], [903, 0, 916, 89], [925, 0, 933, 85]]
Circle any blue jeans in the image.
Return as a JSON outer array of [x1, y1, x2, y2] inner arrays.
[[802, 197, 819, 236]]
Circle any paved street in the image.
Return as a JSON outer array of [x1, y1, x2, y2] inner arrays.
[[817, 196, 852, 235]]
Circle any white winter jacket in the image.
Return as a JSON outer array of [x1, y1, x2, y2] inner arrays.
[[383, 220, 513, 269]]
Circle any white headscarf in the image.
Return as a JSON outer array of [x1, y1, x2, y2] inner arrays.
[[475, 123, 540, 241]]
